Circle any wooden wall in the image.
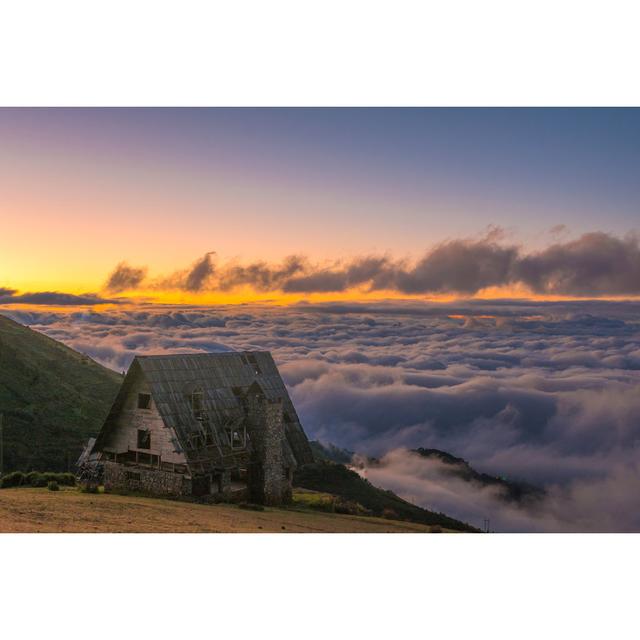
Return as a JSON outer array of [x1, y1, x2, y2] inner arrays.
[[101, 374, 187, 466]]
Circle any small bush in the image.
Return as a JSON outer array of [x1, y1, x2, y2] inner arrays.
[[429, 525, 442, 533], [58, 473, 76, 487], [47, 480, 60, 492], [1, 471, 77, 489], [308, 500, 334, 513], [0, 471, 26, 488], [238, 502, 265, 511], [26, 471, 41, 485], [334, 498, 369, 516], [32, 474, 48, 487]]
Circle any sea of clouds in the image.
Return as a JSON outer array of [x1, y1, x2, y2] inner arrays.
[[3, 298, 640, 532]]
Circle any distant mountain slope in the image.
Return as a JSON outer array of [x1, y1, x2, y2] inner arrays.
[[311, 439, 543, 507], [412, 448, 545, 503], [0, 314, 121, 472], [294, 461, 478, 532]]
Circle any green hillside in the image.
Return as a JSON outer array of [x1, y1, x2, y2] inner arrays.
[[0, 314, 121, 472]]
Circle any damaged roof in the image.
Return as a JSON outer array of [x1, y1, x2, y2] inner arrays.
[[94, 351, 314, 474]]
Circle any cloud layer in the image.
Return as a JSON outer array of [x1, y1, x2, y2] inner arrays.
[[101, 230, 640, 297], [3, 298, 640, 531]]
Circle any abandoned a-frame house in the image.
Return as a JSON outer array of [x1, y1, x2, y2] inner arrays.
[[84, 352, 314, 505]]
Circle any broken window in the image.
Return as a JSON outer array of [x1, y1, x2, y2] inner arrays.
[[137, 429, 151, 450], [138, 393, 151, 409], [225, 426, 246, 449], [190, 433, 203, 449]]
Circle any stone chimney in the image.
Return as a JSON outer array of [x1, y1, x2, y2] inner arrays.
[[245, 392, 286, 505]]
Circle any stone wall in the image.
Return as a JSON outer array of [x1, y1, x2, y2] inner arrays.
[[103, 461, 190, 496]]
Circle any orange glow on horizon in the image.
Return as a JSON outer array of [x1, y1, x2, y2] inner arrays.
[[2, 281, 638, 311]]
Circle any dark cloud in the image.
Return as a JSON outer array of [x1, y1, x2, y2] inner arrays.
[[219, 255, 308, 291], [104, 262, 147, 292], [0, 291, 118, 305], [514, 232, 640, 296], [103, 230, 640, 297], [0, 287, 18, 297], [154, 252, 217, 292], [398, 239, 518, 294], [184, 252, 215, 291], [278, 241, 517, 295], [283, 256, 396, 293]]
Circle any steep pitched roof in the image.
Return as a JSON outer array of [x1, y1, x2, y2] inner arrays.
[[94, 351, 314, 474]]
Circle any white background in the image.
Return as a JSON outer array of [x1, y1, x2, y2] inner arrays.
[[1, 1, 639, 639]]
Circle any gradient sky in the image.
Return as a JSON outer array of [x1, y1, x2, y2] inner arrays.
[[1, 108, 639, 300]]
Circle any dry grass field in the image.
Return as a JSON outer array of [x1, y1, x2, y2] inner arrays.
[[0, 487, 445, 533]]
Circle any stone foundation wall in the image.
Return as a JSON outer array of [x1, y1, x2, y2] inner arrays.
[[103, 461, 190, 496]]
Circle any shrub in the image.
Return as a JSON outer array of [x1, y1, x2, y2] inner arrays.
[[26, 471, 41, 485], [0, 471, 77, 489], [0, 471, 26, 488], [334, 498, 355, 515], [307, 500, 334, 513], [30, 473, 48, 487], [429, 525, 442, 533], [58, 473, 76, 487], [41, 472, 77, 486], [47, 480, 60, 492]]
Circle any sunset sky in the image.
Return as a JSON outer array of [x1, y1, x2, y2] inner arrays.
[[1, 108, 639, 304]]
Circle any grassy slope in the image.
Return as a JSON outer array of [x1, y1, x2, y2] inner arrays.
[[0, 487, 445, 533], [0, 314, 121, 472]]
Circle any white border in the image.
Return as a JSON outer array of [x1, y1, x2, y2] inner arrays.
[[1, 0, 639, 106], [0, 533, 637, 640]]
